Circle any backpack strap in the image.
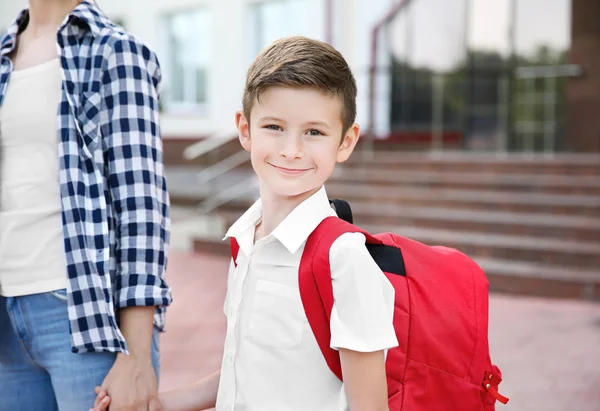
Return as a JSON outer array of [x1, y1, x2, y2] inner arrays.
[[329, 199, 353, 224], [229, 237, 240, 267], [298, 216, 382, 381]]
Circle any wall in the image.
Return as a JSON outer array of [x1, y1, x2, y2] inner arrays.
[[567, 0, 600, 152]]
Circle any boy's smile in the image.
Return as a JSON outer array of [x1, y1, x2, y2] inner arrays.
[[268, 163, 313, 176]]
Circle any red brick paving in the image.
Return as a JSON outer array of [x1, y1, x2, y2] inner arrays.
[[160, 251, 227, 393], [488, 295, 600, 411], [160, 251, 600, 411]]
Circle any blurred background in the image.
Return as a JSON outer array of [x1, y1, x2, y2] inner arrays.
[[1, 0, 599, 409]]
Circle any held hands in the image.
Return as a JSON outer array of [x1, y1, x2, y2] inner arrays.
[[89, 353, 161, 411], [91, 368, 223, 411], [91, 385, 162, 411], [90, 387, 111, 411]]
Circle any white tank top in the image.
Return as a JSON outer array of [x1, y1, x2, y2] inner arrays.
[[0, 58, 68, 296]]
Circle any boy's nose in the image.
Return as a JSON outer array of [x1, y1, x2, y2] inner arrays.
[[279, 135, 304, 159]]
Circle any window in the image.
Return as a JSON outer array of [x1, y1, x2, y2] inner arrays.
[[248, 0, 323, 60], [162, 8, 212, 113], [510, 0, 571, 152], [388, 0, 468, 131], [514, 0, 570, 60]]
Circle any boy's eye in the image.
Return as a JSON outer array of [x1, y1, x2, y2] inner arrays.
[[265, 125, 282, 131], [307, 129, 324, 136]]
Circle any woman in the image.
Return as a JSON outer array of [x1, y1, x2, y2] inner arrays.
[[0, 0, 171, 410]]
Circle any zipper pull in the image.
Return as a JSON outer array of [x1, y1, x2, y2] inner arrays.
[[484, 371, 509, 405]]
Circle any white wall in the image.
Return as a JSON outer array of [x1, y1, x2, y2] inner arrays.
[[1, 0, 394, 139], [0, 0, 26, 30]]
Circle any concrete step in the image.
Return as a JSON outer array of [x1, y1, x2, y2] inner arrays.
[[330, 167, 600, 195], [191, 237, 600, 302], [163, 136, 242, 167], [475, 258, 599, 301], [344, 152, 600, 176], [206, 209, 600, 268], [364, 224, 600, 269], [214, 200, 600, 242], [347, 202, 600, 242], [166, 167, 257, 206], [169, 206, 227, 252], [325, 183, 600, 217], [167, 169, 600, 217]]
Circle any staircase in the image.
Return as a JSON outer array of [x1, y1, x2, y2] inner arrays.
[[167, 150, 600, 302]]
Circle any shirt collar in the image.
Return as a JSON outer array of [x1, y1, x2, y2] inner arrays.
[[1, 0, 111, 57], [224, 186, 335, 256], [64, 0, 113, 38], [223, 198, 263, 258]]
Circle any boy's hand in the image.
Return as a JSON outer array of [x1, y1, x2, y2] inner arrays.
[[90, 387, 111, 411]]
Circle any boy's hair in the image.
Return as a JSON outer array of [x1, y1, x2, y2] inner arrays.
[[242, 36, 357, 135]]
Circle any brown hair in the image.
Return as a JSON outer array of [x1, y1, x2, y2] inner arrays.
[[242, 36, 357, 135]]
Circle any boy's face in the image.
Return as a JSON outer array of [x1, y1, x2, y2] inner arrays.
[[236, 86, 360, 200]]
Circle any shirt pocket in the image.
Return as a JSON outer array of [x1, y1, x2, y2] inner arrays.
[[248, 279, 305, 350]]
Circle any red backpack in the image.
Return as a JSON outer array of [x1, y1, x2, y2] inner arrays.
[[230, 199, 508, 410]]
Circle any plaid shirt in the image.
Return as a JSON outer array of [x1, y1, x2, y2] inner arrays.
[[0, 0, 172, 354]]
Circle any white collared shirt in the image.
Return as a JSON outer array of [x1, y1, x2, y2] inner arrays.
[[216, 186, 398, 411]]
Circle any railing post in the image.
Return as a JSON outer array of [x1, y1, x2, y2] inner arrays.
[[431, 73, 444, 152]]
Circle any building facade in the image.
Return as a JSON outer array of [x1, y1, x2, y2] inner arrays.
[[1, 0, 598, 152]]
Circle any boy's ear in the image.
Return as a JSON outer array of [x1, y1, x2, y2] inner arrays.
[[336, 123, 360, 163], [235, 110, 251, 152]]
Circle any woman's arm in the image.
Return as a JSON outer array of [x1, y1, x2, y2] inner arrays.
[[97, 36, 171, 409], [96, 307, 160, 410], [100, 37, 172, 314]]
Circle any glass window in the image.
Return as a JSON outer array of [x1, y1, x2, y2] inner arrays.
[[389, 0, 468, 72], [514, 0, 570, 61], [511, 0, 571, 152], [388, 0, 468, 132], [248, 0, 323, 60], [163, 8, 212, 113], [385, 0, 572, 151]]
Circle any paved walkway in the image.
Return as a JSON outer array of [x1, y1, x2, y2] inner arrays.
[[160, 251, 600, 411]]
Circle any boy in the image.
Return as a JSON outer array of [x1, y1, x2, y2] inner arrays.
[[93, 35, 398, 411]]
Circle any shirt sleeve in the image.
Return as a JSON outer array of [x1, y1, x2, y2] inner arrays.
[[100, 37, 171, 310], [329, 232, 399, 352]]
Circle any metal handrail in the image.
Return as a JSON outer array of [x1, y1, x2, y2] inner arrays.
[[366, 0, 414, 156], [513, 64, 583, 154], [196, 150, 250, 184], [182, 128, 238, 161], [179, 127, 254, 216], [197, 175, 258, 213], [514, 64, 583, 80]]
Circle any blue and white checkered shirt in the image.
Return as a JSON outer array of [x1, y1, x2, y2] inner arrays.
[[0, 0, 172, 354]]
